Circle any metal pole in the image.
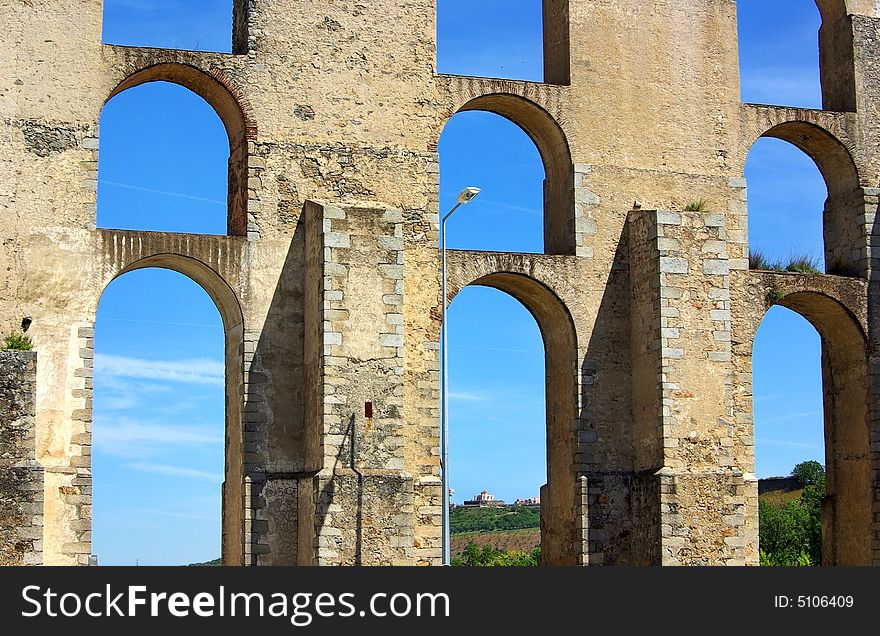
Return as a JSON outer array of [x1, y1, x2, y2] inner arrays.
[[440, 201, 460, 567]]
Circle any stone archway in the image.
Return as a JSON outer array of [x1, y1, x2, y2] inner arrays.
[[742, 117, 865, 276], [751, 284, 872, 565], [445, 93, 576, 255], [97, 253, 245, 565], [447, 266, 580, 565], [104, 63, 255, 236]]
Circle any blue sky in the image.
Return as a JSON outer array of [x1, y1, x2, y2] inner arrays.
[[94, 0, 827, 564]]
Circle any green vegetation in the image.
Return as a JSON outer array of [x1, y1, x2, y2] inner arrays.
[[784, 253, 822, 274], [187, 558, 222, 566], [2, 332, 33, 351], [451, 542, 541, 567], [748, 249, 822, 274], [759, 461, 825, 566], [749, 248, 775, 272], [450, 505, 539, 534], [684, 199, 707, 212], [766, 287, 785, 304]]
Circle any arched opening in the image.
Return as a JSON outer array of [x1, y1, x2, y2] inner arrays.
[[736, 1, 823, 108], [98, 66, 250, 236], [752, 293, 871, 565], [447, 270, 578, 566], [102, 0, 234, 53], [745, 123, 862, 276], [447, 287, 545, 564], [440, 95, 574, 255], [436, 0, 570, 84], [93, 258, 244, 566]]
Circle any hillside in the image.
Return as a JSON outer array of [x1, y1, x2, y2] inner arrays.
[[451, 528, 540, 555], [450, 505, 539, 534]]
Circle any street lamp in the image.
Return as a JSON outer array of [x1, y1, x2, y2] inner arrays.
[[440, 186, 481, 566]]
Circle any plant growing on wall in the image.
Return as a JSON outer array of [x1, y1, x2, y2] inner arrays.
[[2, 332, 33, 351]]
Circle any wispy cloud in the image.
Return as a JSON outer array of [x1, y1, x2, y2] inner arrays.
[[450, 390, 491, 402], [477, 199, 542, 217], [740, 66, 822, 109], [756, 410, 822, 425], [755, 438, 823, 450], [753, 391, 815, 404], [125, 462, 222, 483], [95, 354, 224, 386], [93, 416, 222, 458], [449, 344, 538, 354], [118, 507, 217, 522], [99, 180, 225, 206]]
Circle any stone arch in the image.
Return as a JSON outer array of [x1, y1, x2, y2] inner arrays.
[[753, 289, 871, 565], [743, 118, 865, 275], [103, 63, 256, 236], [446, 93, 575, 255], [759, 121, 860, 197], [97, 253, 246, 565], [448, 267, 579, 565]]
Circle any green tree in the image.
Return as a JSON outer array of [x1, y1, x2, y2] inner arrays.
[[759, 461, 825, 566], [451, 542, 540, 567], [791, 460, 825, 487]]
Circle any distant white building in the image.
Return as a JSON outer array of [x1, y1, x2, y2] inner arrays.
[[462, 489, 505, 507], [514, 495, 540, 506]]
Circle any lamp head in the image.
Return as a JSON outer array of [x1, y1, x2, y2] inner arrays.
[[457, 187, 481, 204]]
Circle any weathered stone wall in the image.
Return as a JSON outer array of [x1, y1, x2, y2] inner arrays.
[[0, 351, 43, 566], [1, 0, 880, 566]]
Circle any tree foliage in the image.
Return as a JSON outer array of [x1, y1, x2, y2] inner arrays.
[[791, 460, 825, 487], [759, 461, 825, 566], [451, 542, 541, 567]]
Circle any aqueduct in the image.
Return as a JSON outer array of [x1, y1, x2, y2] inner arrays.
[[2, 0, 880, 565]]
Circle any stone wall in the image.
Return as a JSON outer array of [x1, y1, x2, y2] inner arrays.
[[2, 0, 880, 566], [0, 351, 43, 566]]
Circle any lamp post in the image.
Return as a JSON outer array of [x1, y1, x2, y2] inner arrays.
[[440, 186, 481, 566]]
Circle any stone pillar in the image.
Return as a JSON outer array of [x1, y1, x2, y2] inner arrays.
[[0, 350, 44, 566], [628, 209, 749, 565], [303, 201, 414, 565]]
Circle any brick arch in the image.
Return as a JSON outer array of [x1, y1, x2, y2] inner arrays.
[[441, 91, 575, 255], [103, 62, 255, 236], [95, 252, 246, 566], [753, 288, 872, 565], [447, 264, 580, 565]]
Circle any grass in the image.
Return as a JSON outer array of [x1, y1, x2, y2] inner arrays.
[[784, 253, 822, 274], [749, 249, 822, 275], [3, 333, 33, 351], [759, 488, 805, 507], [684, 199, 707, 212]]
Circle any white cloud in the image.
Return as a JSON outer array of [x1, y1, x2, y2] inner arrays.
[[93, 415, 222, 458], [95, 354, 224, 386], [125, 462, 222, 483]]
